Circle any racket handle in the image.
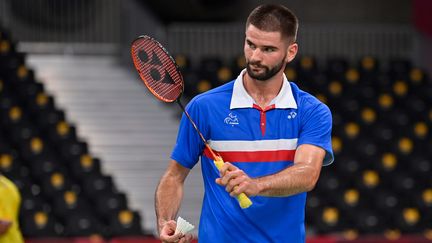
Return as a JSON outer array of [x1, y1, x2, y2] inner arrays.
[[214, 158, 253, 209]]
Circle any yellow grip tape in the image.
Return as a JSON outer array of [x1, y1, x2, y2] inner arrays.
[[214, 157, 253, 209]]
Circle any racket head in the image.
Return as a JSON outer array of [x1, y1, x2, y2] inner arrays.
[[131, 35, 184, 103]]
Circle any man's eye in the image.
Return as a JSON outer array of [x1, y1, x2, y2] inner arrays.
[[264, 47, 275, 52], [249, 43, 256, 49]]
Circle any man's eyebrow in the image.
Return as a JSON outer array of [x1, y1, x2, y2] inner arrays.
[[263, 45, 278, 50], [246, 39, 254, 45], [246, 39, 278, 50]]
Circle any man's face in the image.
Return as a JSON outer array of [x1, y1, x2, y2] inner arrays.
[[244, 24, 296, 81]]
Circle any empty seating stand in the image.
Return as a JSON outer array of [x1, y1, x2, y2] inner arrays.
[[0, 26, 145, 238]]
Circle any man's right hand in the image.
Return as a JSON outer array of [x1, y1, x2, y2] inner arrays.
[[0, 219, 12, 235], [160, 220, 193, 243]]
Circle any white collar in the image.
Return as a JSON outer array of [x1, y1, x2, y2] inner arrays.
[[230, 69, 298, 109]]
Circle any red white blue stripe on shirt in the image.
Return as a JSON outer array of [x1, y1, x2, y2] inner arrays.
[[204, 138, 298, 162]]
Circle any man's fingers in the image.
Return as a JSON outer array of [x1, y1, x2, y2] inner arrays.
[[221, 170, 243, 185], [160, 220, 176, 235], [230, 182, 248, 197], [165, 220, 177, 228], [184, 233, 194, 242], [219, 162, 235, 176], [215, 161, 255, 197], [161, 233, 183, 243], [160, 220, 183, 242], [178, 233, 193, 243], [225, 175, 247, 193]]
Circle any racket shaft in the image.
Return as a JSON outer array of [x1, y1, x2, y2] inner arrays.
[[177, 100, 253, 208], [177, 100, 208, 145]]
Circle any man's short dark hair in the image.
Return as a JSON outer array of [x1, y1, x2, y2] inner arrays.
[[246, 4, 298, 43]]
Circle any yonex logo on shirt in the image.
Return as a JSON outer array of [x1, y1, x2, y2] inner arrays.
[[287, 111, 297, 119]]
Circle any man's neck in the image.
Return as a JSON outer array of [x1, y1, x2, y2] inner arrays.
[[243, 72, 284, 109]]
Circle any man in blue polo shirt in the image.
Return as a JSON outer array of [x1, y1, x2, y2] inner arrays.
[[156, 4, 333, 243]]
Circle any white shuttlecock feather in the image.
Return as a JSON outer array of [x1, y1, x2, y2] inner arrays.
[[175, 216, 195, 235]]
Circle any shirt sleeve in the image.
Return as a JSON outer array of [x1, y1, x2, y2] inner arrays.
[[170, 98, 206, 169], [297, 101, 334, 166]]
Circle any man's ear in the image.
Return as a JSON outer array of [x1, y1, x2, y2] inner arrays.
[[285, 43, 298, 63]]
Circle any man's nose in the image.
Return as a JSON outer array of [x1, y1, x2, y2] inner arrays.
[[250, 49, 263, 62]]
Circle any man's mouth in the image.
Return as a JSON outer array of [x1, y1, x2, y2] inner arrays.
[[249, 63, 264, 71]]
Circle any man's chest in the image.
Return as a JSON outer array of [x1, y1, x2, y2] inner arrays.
[[207, 108, 300, 140]]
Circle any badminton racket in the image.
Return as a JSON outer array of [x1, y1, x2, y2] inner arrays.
[[130, 35, 252, 209]]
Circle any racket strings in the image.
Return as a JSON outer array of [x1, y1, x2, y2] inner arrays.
[[131, 37, 183, 102]]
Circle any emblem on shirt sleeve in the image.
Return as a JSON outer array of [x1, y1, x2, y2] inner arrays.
[[224, 112, 239, 126], [287, 111, 297, 119]]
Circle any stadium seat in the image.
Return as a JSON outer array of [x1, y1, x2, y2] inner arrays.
[[388, 59, 412, 79], [20, 189, 50, 214], [9, 122, 38, 145], [416, 188, 432, 211], [354, 209, 385, 233], [410, 156, 431, 182], [0, 152, 22, 178], [230, 55, 246, 75], [198, 57, 223, 82], [396, 207, 423, 233], [182, 70, 201, 98], [63, 212, 104, 236], [52, 190, 92, 220], [47, 120, 78, 145], [173, 54, 191, 72], [94, 192, 128, 220], [41, 171, 77, 199], [69, 154, 103, 180], [358, 56, 379, 75], [326, 58, 349, 80], [315, 207, 344, 233], [306, 191, 324, 225], [82, 174, 116, 200], [29, 155, 63, 179], [21, 210, 59, 237], [34, 108, 66, 131], [107, 210, 143, 236], [284, 66, 297, 82], [59, 140, 89, 161], [216, 66, 233, 84], [297, 56, 318, 82]]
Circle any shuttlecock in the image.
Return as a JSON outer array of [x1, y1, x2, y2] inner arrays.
[[175, 216, 195, 235]]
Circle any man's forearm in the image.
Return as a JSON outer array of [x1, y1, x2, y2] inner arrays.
[[254, 144, 325, 197], [255, 161, 321, 197], [217, 145, 325, 199], [155, 172, 184, 233]]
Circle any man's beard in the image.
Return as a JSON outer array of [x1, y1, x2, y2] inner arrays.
[[246, 58, 286, 81]]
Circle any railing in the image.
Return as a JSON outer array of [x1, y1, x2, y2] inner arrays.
[[166, 23, 419, 64], [0, 0, 121, 43], [0, 1, 419, 62], [0, 0, 122, 54]]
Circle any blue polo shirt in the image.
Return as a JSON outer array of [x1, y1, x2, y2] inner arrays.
[[171, 70, 333, 242]]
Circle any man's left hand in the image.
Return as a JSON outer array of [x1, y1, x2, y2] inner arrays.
[[215, 162, 260, 197]]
